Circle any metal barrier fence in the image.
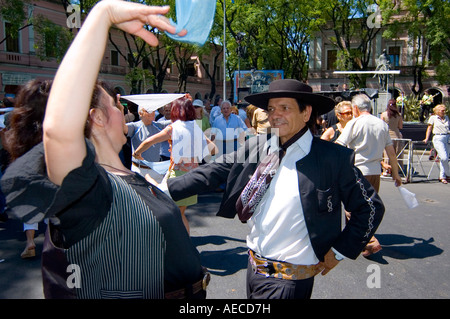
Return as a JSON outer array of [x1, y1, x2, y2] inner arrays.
[[382, 139, 442, 183]]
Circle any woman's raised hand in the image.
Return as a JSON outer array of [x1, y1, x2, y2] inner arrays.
[[100, 0, 186, 47]]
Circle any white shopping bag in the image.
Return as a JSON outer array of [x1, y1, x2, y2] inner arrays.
[[398, 186, 419, 209]]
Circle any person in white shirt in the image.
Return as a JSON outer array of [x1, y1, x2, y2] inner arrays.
[[126, 106, 165, 181], [423, 104, 450, 184], [336, 94, 401, 256], [209, 95, 222, 125], [211, 100, 248, 157]]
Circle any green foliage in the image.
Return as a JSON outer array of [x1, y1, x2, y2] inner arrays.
[[217, 0, 314, 81], [311, 0, 383, 87], [0, 0, 30, 37], [125, 67, 155, 94], [33, 15, 73, 62], [435, 59, 450, 85], [397, 95, 421, 122], [398, 95, 450, 122], [379, 0, 450, 87]]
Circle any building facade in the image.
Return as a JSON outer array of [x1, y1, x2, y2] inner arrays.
[[307, 14, 448, 112]]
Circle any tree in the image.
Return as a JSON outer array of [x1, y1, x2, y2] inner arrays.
[[0, 0, 30, 45], [380, 0, 450, 93], [169, 42, 197, 93], [213, 0, 315, 100], [145, 39, 173, 93], [259, 0, 312, 81], [198, 43, 223, 100], [0, 0, 74, 62], [312, 0, 382, 88], [33, 15, 73, 62]]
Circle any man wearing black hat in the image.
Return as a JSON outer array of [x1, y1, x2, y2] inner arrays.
[[157, 79, 385, 299]]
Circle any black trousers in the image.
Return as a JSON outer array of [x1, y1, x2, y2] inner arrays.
[[246, 261, 315, 299]]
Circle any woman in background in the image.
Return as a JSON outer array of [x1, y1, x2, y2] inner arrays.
[[321, 101, 353, 143], [3, 79, 52, 258], [423, 104, 449, 184], [381, 99, 404, 176]]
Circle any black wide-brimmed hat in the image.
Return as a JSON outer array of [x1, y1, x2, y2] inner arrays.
[[244, 79, 335, 115]]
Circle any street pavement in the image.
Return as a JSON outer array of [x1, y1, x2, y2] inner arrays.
[[0, 159, 449, 299]]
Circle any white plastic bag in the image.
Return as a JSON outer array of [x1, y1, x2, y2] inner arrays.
[[398, 186, 419, 209]]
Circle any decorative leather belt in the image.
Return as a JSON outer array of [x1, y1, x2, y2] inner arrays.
[[249, 250, 323, 280], [165, 267, 211, 299], [132, 162, 151, 170]]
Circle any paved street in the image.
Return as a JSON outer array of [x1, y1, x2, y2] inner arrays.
[[0, 159, 449, 299]]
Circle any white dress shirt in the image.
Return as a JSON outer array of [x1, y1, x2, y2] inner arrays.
[[246, 130, 320, 265]]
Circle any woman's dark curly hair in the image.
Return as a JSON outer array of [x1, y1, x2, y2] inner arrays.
[[4, 79, 52, 161]]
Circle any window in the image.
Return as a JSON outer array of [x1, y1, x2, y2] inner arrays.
[[111, 50, 119, 66], [142, 57, 150, 69], [216, 66, 221, 81], [327, 50, 337, 70], [186, 61, 197, 77], [388, 46, 400, 67], [5, 22, 20, 53], [127, 53, 134, 67]]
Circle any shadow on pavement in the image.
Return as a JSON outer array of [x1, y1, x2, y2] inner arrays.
[[191, 235, 248, 276], [365, 234, 443, 264]]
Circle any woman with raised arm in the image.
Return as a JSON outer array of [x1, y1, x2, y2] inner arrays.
[[1, 0, 209, 299]]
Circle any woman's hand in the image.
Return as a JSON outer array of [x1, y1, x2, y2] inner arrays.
[[100, 0, 186, 47], [133, 151, 144, 160]]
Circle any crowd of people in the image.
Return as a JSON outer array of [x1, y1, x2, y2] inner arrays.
[[0, 0, 448, 300]]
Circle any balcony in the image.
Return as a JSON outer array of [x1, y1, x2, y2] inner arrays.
[[100, 64, 127, 75], [0, 51, 60, 69], [0, 51, 28, 65]]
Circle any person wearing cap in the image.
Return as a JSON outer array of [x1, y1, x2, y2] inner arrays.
[[192, 99, 210, 132], [125, 103, 169, 182], [154, 79, 385, 299]]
